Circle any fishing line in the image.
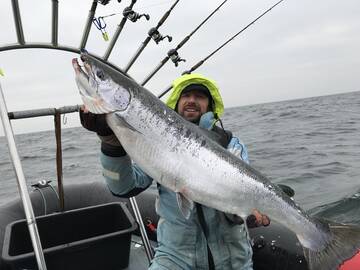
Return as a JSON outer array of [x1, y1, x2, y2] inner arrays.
[[157, 0, 286, 99], [141, 0, 229, 86], [183, 0, 285, 75], [137, 0, 174, 10], [124, 0, 181, 72]]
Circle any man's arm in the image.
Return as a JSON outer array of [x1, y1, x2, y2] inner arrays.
[[227, 137, 249, 164], [80, 109, 153, 197], [100, 142, 153, 197]]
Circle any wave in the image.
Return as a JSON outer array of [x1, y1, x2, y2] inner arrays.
[[309, 190, 360, 225], [1, 92, 359, 222], [62, 145, 79, 152]]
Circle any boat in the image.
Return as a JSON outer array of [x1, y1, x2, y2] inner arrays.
[[0, 181, 308, 270], [0, 1, 357, 269]]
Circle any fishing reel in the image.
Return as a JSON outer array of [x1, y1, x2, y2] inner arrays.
[[168, 49, 186, 67], [97, 0, 122, 4], [97, 0, 110, 4], [148, 28, 172, 44], [123, 6, 150, 22]]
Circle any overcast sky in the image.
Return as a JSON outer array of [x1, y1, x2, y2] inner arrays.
[[0, 0, 359, 135]]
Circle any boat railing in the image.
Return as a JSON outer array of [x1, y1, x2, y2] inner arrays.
[[1, 90, 155, 267], [8, 104, 82, 212], [4, 100, 155, 259], [2, 0, 159, 267], [0, 82, 48, 270], [1, 0, 287, 267]]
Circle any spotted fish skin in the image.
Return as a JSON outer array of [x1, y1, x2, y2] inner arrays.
[[73, 53, 360, 270]]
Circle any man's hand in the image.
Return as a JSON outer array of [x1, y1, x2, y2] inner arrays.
[[247, 209, 270, 228], [225, 210, 270, 228], [79, 106, 113, 136], [79, 106, 126, 157], [199, 111, 216, 130]]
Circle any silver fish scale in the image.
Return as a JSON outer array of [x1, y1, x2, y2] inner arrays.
[[86, 56, 332, 252]]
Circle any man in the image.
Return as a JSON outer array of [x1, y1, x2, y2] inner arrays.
[[80, 73, 269, 270]]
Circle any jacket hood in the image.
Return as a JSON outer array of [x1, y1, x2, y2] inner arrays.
[[165, 73, 224, 117]]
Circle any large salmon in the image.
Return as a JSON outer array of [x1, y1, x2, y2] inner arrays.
[[72, 53, 360, 270]]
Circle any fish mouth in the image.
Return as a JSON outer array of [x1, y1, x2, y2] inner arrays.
[[72, 54, 116, 114], [73, 52, 132, 114], [76, 52, 100, 83]]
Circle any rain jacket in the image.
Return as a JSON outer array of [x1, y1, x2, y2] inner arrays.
[[100, 74, 253, 270]]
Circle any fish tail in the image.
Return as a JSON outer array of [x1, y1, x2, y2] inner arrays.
[[303, 223, 360, 270]]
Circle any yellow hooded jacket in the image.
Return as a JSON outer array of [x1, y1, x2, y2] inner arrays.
[[165, 73, 224, 118]]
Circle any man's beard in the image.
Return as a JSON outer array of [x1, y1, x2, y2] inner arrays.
[[179, 112, 201, 124], [189, 116, 201, 124]]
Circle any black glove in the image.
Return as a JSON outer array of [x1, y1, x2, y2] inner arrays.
[[79, 109, 113, 136], [79, 109, 126, 157]]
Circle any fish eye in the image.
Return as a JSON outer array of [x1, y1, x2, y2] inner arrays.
[[96, 70, 105, 80]]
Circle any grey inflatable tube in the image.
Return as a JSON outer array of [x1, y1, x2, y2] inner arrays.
[[0, 182, 308, 270]]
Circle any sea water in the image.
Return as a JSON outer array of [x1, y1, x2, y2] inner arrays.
[[0, 91, 359, 224]]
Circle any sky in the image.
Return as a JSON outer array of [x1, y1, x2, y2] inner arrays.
[[0, 0, 359, 135]]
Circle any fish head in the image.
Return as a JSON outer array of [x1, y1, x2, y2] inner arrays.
[[72, 52, 131, 114]]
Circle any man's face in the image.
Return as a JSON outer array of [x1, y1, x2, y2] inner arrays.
[[177, 90, 210, 123]]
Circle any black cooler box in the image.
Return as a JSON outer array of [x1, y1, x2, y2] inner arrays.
[[1, 202, 137, 270]]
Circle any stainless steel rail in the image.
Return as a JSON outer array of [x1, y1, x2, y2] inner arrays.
[[129, 197, 154, 262], [7, 105, 81, 213], [7, 105, 81, 119], [2, 0, 159, 265], [6, 104, 155, 264], [51, 0, 59, 46], [0, 82, 48, 270], [11, 0, 25, 45]]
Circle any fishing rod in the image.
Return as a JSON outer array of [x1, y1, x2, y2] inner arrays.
[[103, 0, 150, 60], [157, 0, 285, 99], [141, 0, 229, 86], [80, 0, 121, 49], [124, 0, 181, 73]]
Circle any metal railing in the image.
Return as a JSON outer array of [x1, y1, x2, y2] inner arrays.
[[1, 1, 286, 268], [1, 1, 157, 268], [2, 99, 155, 268], [0, 82, 48, 270]]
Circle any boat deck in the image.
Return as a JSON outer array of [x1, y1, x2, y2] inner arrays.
[[125, 236, 154, 270]]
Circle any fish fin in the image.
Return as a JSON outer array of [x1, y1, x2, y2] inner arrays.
[[303, 223, 360, 270], [107, 113, 140, 133], [176, 193, 194, 219]]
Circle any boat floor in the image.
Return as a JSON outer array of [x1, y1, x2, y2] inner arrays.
[[125, 235, 155, 270]]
